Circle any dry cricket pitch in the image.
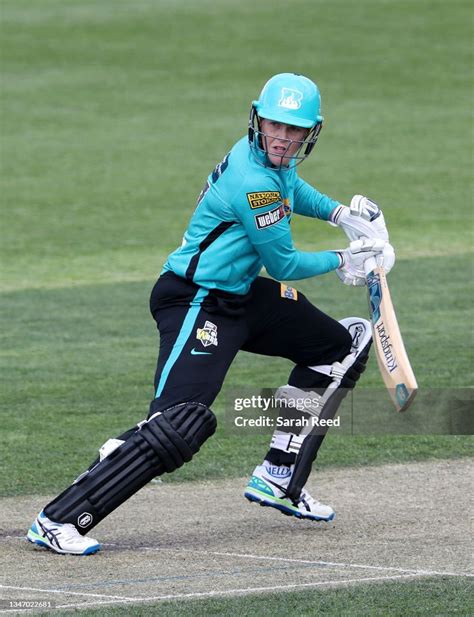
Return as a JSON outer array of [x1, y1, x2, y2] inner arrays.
[[0, 459, 472, 613]]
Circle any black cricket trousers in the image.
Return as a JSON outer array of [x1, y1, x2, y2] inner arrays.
[[148, 272, 352, 418]]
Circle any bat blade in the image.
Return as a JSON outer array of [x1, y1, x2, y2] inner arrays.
[[365, 259, 418, 412]]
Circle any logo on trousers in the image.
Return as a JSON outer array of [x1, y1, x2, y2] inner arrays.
[[280, 284, 298, 301], [196, 321, 218, 347], [191, 348, 212, 356]]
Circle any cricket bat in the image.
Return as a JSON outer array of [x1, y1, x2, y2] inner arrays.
[[364, 257, 418, 412]]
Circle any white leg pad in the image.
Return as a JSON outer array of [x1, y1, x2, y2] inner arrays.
[[268, 317, 372, 455]]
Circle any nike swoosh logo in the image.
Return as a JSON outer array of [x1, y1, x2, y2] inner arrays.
[[191, 348, 212, 356]]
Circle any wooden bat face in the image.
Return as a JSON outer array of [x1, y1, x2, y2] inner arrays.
[[365, 261, 418, 412]]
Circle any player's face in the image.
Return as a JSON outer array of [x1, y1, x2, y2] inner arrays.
[[260, 119, 309, 167]]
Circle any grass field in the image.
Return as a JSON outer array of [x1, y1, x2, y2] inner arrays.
[[1, 0, 472, 614], [35, 577, 472, 617]]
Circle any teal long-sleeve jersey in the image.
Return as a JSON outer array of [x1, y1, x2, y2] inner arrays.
[[163, 136, 341, 295]]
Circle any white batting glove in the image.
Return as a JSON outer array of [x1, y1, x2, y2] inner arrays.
[[330, 195, 389, 242], [335, 238, 394, 286], [376, 242, 395, 272]]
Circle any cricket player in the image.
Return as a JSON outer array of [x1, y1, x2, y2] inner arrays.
[[27, 73, 394, 554]]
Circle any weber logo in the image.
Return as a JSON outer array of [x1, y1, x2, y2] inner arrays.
[[77, 512, 93, 528], [247, 191, 281, 209], [254, 205, 285, 230]]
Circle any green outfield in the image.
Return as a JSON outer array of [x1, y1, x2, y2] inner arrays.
[[1, 0, 472, 615], [36, 577, 472, 617]]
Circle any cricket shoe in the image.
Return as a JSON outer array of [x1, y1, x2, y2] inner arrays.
[[244, 461, 335, 522], [26, 510, 101, 555]]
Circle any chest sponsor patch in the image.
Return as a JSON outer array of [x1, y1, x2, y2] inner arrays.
[[254, 205, 285, 230], [247, 191, 282, 209], [280, 284, 298, 301]]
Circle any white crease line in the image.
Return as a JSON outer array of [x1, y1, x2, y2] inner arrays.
[[205, 550, 474, 578], [4, 535, 472, 579], [139, 546, 473, 578], [48, 573, 427, 610], [1, 558, 471, 612], [0, 584, 137, 602]]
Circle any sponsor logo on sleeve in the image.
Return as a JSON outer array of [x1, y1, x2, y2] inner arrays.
[[247, 191, 282, 209], [280, 284, 298, 301], [254, 205, 285, 230]]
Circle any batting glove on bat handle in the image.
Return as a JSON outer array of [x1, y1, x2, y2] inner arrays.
[[364, 255, 378, 275], [364, 244, 396, 275], [339, 238, 386, 266], [335, 239, 389, 287]]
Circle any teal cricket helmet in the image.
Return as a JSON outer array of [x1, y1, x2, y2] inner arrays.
[[248, 73, 324, 168], [253, 73, 324, 128]]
